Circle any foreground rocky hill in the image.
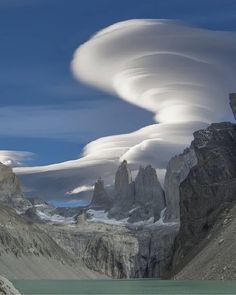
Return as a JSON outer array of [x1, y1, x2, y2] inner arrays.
[[0, 275, 21, 295], [0, 162, 104, 279], [0, 163, 31, 211], [0, 204, 102, 279], [174, 200, 236, 279], [170, 95, 236, 279]]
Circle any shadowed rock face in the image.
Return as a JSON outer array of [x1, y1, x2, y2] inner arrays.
[[164, 148, 198, 221], [230, 93, 236, 119], [108, 160, 135, 219], [107, 161, 165, 222], [89, 178, 113, 211], [129, 165, 165, 222], [47, 220, 178, 279], [173, 121, 236, 269], [114, 160, 135, 208], [0, 163, 31, 211]]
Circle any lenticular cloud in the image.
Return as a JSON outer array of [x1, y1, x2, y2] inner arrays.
[[71, 19, 236, 174], [14, 20, 236, 203]]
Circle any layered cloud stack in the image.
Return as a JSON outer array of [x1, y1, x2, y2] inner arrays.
[[13, 20, 236, 205]]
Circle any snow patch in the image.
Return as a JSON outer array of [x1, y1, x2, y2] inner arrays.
[[87, 209, 128, 226], [87, 207, 177, 228], [36, 210, 75, 224]]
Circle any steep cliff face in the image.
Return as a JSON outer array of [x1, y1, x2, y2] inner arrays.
[[174, 201, 236, 279], [0, 163, 31, 211], [164, 148, 198, 221], [230, 93, 236, 119], [84, 227, 177, 278], [106, 161, 165, 222], [46, 220, 178, 279], [108, 160, 135, 219], [129, 165, 165, 222], [172, 121, 236, 270], [89, 178, 113, 211]]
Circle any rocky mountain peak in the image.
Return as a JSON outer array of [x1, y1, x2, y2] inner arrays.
[[108, 161, 166, 222], [0, 162, 31, 211], [134, 164, 164, 204], [127, 164, 165, 222], [108, 160, 135, 219], [89, 178, 113, 210], [115, 160, 133, 194]]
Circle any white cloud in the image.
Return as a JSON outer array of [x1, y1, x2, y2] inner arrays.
[[66, 185, 94, 195], [0, 150, 34, 167], [13, 20, 236, 204]]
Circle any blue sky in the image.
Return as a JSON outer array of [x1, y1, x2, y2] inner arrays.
[[0, 0, 236, 166]]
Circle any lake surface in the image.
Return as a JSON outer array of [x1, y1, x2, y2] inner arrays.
[[13, 279, 236, 295]]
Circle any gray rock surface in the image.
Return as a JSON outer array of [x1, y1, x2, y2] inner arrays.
[[89, 178, 113, 211], [164, 148, 198, 221], [230, 93, 236, 119], [0, 204, 103, 279], [174, 201, 236, 279], [172, 121, 236, 271], [22, 206, 44, 223], [108, 161, 165, 222], [0, 275, 21, 295], [46, 220, 178, 279], [129, 165, 165, 222], [28, 197, 49, 206], [0, 163, 31, 211], [108, 160, 135, 219]]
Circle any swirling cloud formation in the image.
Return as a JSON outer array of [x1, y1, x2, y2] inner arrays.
[[15, 20, 236, 203], [72, 19, 236, 173]]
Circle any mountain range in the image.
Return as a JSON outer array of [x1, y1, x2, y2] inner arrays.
[[0, 94, 236, 282]]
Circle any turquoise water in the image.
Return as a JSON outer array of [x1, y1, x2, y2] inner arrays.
[[13, 279, 236, 295]]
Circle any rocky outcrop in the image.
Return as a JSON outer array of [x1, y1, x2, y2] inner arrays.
[[0, 163, 31, 211], [108, 160, 135, 219], [164, 148, 198, 221], [89, 178, 113, 211], [129, 165, 165, 222], [172, 121, 236, 270], [230, 93, 236, 119], [83, 227, 139, 278], [174, 201, 236, 279], [107, 161, 165, 222], [46, 220, 178, 279], [0, 276, 21, 295], [22, 206, 43, 223]]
